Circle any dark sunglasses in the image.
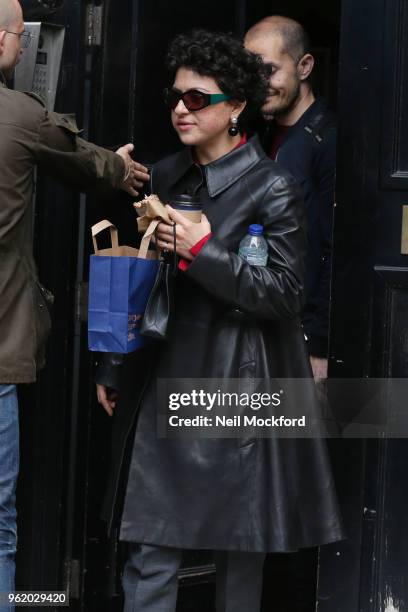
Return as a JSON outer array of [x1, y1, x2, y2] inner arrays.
[[164, 88, 230, 112]]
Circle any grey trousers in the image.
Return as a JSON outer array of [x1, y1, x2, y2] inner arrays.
[[122, 544, 265, 612]]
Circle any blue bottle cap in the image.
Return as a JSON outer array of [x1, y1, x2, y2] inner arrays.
[[249, 224, 264, 236]]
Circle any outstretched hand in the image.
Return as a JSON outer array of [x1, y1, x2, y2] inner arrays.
[[116, 144, 150, 197]]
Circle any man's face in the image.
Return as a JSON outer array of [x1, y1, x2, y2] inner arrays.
[[0, 2, 24, 77], [245, 34, 301, 119]]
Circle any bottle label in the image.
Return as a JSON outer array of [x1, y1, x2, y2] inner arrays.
[[238, 248, 268, 266], [245, 254, 268, 266]]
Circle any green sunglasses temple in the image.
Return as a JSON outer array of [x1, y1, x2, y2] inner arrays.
[[165, 89, 231, 109], [207, 93, 230, 105]]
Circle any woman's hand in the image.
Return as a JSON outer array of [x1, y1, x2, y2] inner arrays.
[[155, 206, 212, 260], [97, 384, 118, 417], [310, 356, 328, 383]]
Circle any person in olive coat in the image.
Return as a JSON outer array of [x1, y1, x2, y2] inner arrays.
[[0, 0, 149, 604], [96, 29, 344, 612]]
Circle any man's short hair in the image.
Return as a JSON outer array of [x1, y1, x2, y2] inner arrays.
[[0, 0, 19, 30], [246, 16, 311, 64], [277, 20, 311, 62]]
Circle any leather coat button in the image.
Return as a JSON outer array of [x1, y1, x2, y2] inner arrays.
[[228, 307, 246, 322]]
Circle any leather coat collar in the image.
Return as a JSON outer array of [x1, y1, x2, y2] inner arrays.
[[166, 134, 266, 198]]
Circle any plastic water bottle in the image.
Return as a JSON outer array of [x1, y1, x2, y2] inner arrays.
[[238, 224, 268, 266]]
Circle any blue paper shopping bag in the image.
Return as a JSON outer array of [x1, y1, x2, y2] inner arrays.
[[88, 220, 159, 353]]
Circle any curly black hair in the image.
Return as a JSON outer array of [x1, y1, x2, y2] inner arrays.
[[165, 29, 270, 126]]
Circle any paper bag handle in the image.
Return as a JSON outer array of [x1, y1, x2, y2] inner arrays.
[[138, 219, 161, 259], [91, 220, 119, 254]]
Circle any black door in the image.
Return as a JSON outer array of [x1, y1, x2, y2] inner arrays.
[[317, 0, 408, 610]]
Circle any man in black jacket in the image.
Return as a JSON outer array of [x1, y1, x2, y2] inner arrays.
[[245, 16, 336, 381]]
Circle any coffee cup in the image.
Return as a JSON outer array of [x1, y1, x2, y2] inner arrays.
[[169, 194, 202, 223]]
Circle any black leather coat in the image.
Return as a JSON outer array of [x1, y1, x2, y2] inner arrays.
[[98, 135, 344, 552]]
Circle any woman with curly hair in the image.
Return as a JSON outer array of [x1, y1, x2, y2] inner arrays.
[[96, 29, 343, 612]]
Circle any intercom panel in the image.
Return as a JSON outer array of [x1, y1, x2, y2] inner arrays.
[[14, 22, 65, 111]]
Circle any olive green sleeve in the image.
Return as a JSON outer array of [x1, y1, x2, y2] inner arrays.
[[33, 110, 126, 192]]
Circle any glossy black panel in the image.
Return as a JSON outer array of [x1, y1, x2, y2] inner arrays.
[[381, 0, 408, 188], [320, 0, 408, 610]]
